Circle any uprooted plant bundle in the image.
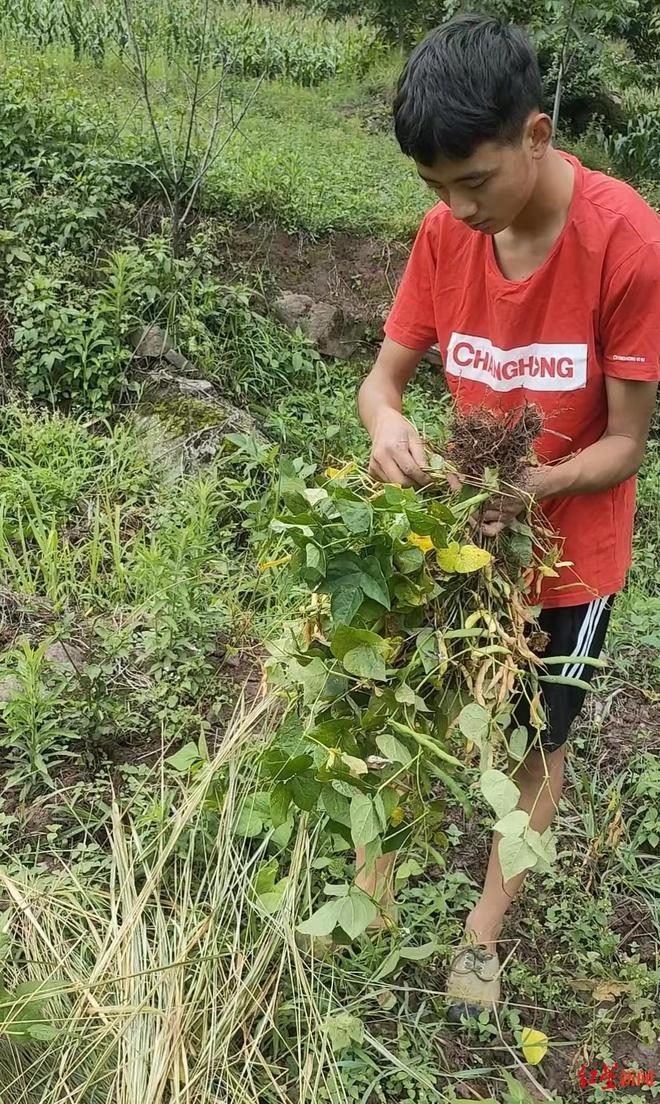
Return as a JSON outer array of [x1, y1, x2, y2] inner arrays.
[[261, 404, 603, 941]]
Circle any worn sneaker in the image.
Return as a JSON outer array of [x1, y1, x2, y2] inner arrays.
[[445, 929, 502, 1023]]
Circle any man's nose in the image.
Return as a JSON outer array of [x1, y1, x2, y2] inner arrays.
[[449, 194, 478, 221]]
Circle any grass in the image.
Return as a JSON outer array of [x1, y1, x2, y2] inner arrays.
[[0, 45, 430, 239]]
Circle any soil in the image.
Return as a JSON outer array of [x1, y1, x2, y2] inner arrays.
[[209, 219, 409, 330]]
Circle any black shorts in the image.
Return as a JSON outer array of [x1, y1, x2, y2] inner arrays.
[[513, 595, 614, 752]]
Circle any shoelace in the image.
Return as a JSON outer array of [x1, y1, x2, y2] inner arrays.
[[451, 943, 497, 980]]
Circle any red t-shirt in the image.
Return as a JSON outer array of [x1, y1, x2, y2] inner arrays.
[[384, 153, 660, 608]]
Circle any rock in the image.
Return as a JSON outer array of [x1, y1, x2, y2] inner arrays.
[[129, 324, 171, 359], [132, 413, 186, 483], [164, 348, 198, 375], [44, 641, 85, 673], [0, 642, 84, 704], [272, 292, 314, 331], [0, 675, 20, 703], [177, 378, 217, 398], [422, 344, 442, 368], [272, 291, 364, 359]]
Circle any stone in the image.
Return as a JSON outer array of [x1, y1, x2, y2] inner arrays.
[[422, 344, 442, 368], [0, 675, 20, 703], [44, 641, 85, 673], [177, 378, 217, 398], [272, 292, 364, 359], [129, 324, 171, 359], [272, 293, 314, 331]]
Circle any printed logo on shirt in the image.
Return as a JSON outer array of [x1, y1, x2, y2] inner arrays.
[[446, 332, 588, 393]]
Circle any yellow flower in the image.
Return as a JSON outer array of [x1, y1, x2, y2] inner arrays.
[[407, 532, 434, 553]]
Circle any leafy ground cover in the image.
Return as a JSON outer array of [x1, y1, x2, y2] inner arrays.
[[0, 3, 658, 1102]]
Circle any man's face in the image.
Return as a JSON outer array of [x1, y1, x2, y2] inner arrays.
[[415, 136, 538, 235]]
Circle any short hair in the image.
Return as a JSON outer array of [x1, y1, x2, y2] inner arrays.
[[393, 14, 544, 165]]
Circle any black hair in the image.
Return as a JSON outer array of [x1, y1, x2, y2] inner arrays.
[[393, 14, 544, 165]]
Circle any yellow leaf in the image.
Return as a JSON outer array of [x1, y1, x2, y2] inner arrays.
[[341, 753, 368, 777], [390, 806, 405, 826], [258, 555, 292, 572], [538, 563, 559, 578], [437, 543, 493, 574], [407, 532, 434, 553], [324, 461, 356, 480], [520, 1027, 548, 1065]]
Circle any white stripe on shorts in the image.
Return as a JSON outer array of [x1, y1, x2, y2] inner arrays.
[[560, 595, 610, 681]]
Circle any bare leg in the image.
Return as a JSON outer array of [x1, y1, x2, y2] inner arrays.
[[466, 743, 567, 948], [355, 849, 397, 928]]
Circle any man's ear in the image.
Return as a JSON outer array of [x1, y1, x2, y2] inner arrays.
[[527, 112, 553, 158]]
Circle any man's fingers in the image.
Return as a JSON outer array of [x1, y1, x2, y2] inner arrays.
[[396, 443, 431, 487], [370, 454, 414, 488], [480, 520, 505, 537], [408, 428, 430, 472]]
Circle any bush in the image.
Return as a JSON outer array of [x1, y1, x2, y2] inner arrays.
[[607, 114, 660, 180]]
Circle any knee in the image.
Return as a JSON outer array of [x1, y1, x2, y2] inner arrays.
[[509, 742, 566, 783]]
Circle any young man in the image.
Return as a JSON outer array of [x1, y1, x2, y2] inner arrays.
[[358, 14, 659, 1023]]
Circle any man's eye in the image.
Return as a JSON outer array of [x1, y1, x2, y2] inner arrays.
[[469, 179, 487, 190]]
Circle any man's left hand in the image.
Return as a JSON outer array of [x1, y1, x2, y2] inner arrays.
[[479, 468, 541, 536]]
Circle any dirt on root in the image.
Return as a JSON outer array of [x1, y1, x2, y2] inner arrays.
[[210, 220, 409, 329]]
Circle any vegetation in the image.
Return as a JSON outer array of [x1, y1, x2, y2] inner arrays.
[[0, 2, 657, 1102]]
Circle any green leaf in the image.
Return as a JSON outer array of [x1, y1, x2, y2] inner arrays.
[[480, 769, 520, 818], [325, 1011, 365, 1052], [297, 898, 342, 936], [416, 629, 448, 676], [350, 792, 381, 847], [526, 826, 557, 864], [395, 545, 424, 574], [331, 586, 363, 625], [271, 814, 294, 849], [498, 833, 538, 880], [508, 528, 533, 566], [376, 732, 413, 766], [336, 499, 372, 534], [331, 624, 389, 663], [165, 742, 201, 773], [343, 645, 387, 681], [324, 553, 390, 610], [379, 786, 399, 822], [372, 949, 402, 981], [270, 782, 292, 828], [399, 940, 439, 961], [290, 774, 321, 812], [508, 726, 528, 761], [288, 657, 328, 704], [234, 801, 264, 838], [304, 543, 326, 582], [28, 1022, 59, 1041], [261, 749, 313, 781], [336, 889, 378, 938], [493, 809, 529, 836], [321, 787, 352, 827], [458, 704, 491, 748]]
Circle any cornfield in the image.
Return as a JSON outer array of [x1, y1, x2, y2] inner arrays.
[[0, 0, 381, 84]]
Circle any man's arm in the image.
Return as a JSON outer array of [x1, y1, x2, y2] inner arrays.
[[481, 377, 658, 535], [359, 336, 430, 487]]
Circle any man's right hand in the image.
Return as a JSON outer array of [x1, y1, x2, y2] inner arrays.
[[368, 409, 430, 488]]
